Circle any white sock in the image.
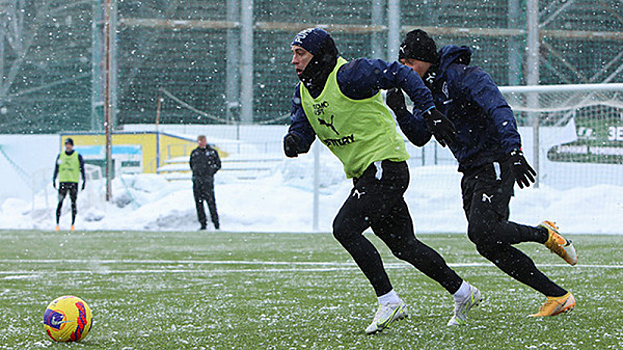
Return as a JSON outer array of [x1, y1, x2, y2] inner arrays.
[[378, 289, 401, 305], [453, 281, 471, 301]]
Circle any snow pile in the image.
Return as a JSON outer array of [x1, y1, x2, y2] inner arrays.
[[1, 159, 622, 234], [0, 132, 622, 234]]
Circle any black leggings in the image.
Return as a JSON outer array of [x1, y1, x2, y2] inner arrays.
[[56, 182, 78, 225], [462, 160, 566, 297], [333, 160, 463, 297]]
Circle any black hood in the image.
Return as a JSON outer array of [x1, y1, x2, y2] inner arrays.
[[299, 35, 339, 94], [424, 45, 472, 90], [438, 45, 473, 72]]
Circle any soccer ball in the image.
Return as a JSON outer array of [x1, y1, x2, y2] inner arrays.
[[43, 295, 93, 342]]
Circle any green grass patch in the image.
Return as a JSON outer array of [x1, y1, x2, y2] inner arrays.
[[1, 230, 622, 349]]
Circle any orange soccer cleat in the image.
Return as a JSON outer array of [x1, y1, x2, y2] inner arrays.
[[539, 221, 578, 266], [530, 292, 575, 317]]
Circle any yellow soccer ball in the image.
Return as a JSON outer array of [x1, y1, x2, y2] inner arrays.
[[43, 295, 93, 342]]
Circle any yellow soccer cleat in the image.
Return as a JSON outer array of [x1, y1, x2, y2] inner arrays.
[[70, 225, 75, 232], [539, 221, 577, 266], [55, 225, 60, 232], [529, 292, 575, 317]]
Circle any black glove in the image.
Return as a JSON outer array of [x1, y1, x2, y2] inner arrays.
[[386, 88, 407, 119], [509, 149, 536, 189], [52, 180, 57, 189], [423, 108, 458, 148], [283, 133, 301, 158], [81, 181, 86, 191]]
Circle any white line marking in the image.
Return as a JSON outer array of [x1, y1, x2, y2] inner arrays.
[[0, 259, 353, 266], [3, 259, 620, 269], [1, 259, 621, 279], [1, 268, 360, 275]]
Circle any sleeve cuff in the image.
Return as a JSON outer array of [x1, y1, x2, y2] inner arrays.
[[423, 106, 435, 113]]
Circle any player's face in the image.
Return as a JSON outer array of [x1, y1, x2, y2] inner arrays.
[[197, 138, 207, 148], [400, 58, 432, 78], [65, 143, 73, 152], [291, 46, 313, 76]]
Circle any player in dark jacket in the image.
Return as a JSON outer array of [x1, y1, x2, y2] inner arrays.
[[285, 27, 481, 333], [52, 138, 86, 231], [190, 135, 221, 230], [387, 29, 577, 317]]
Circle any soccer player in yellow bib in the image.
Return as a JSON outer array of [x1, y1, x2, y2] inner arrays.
[[52, 138, 86, 231], [283, 28, 481, 333]]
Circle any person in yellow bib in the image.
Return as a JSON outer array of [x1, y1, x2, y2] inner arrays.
[[52, 138, 85, 231], [283, 28, 481, 333]]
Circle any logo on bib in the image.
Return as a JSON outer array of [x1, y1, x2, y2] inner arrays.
[[322, 134, 355, 147], [318, 115, 339, 135], [312, 101, 330, 115]]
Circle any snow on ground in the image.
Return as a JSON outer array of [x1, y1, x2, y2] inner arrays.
[[1, 133, 622, 234]]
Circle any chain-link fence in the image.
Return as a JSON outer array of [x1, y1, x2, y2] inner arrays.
[[0, 0, 621, 133]]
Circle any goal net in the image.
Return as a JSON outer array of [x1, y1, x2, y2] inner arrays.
[[499, 83, 623, 189], [146, 83, 623, 190]]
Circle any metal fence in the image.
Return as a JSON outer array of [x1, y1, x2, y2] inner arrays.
[[0, 0, 621, 133]]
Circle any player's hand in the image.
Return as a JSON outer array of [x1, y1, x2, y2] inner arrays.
[[52, 181, 57, 189], [283, 133, 301, 158], [509, 148, 536, 188], [423, 108, 458, 148], [81, 182, 86, 191], [386, 88, 407, 119]]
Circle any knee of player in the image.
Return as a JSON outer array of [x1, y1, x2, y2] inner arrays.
[[474, 241, 495, 258], [332, 218, 359, 244], [471, 232, 507, 260], [331, 222, 349, 243]]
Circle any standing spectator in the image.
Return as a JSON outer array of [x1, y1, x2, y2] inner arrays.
[[284, 27, 480, 333], [190, 135, 221, 230], [386, 29, 577, 317], [52, 138, 85, 232]]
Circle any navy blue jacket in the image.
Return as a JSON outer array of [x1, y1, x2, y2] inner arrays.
[[287, 58, 436, 153], [398, 45, 522, 172]]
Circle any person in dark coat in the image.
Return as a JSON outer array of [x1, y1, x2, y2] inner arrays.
[[386, 29, 577, 317], [190, 135, 221, 230]]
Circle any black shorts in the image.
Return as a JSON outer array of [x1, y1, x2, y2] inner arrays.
[[58, 182, 78, 202], [334, 160, 410, 237], [461, 159, 515, 222]]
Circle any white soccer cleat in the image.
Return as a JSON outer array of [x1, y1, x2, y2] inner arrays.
[[365, 300, 408, 334], [447, 285, 482, 326]]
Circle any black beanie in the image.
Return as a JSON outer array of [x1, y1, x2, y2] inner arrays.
[[398, 29, 438, 63], [292, 28, 328, 56], [64, 138, 74, 146]]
